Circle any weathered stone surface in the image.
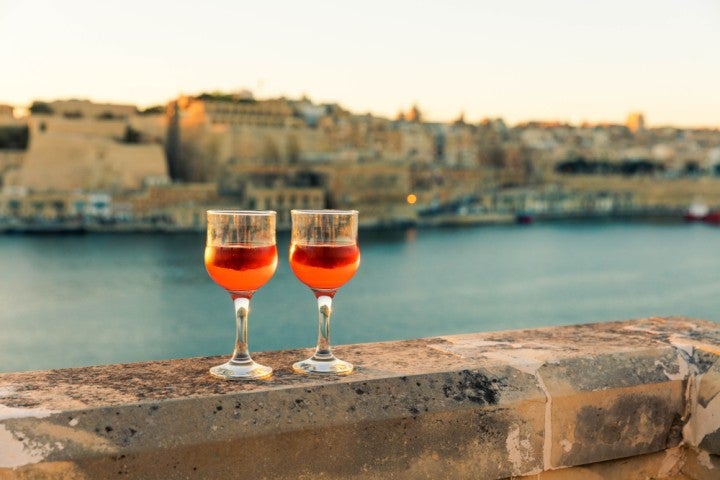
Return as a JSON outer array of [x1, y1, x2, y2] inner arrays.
[[1, 317, 719, 479], [679, 447, 720, 480], [541, 349, 686, 468], [685, 356, 720, 455], [0, 343, 546, 479], [511, 447, 691, 479]]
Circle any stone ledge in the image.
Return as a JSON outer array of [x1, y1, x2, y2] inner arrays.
[[0, 317, 719, 479]]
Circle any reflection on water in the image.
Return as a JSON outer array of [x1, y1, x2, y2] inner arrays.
[[1, 222, 719, 373]]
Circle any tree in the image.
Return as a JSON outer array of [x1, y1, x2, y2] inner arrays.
[[29, 102, 53, 115], [122, 125, 142, 144], [97, 111, 117, 120], [0, 126, 29, 149], [63, 110, 83, 119], [138, 105, 165, 115]]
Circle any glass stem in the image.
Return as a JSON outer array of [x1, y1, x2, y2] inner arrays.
[[231, 297, 252, 365], [314, 295, 335, 361]]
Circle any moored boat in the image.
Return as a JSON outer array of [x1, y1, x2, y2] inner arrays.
[[683, 202, 720, 224], [516, 212, 534, 225], [703, 211, 720, 224], [684, 202, 710, 221]]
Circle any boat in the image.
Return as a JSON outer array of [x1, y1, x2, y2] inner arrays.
[[516, 212, 534, 225], [683, 202, 720, 225], [703, 211, 720, 224], [684, 203, 710, 222]]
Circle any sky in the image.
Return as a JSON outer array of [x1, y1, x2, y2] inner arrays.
[[0, 0, 718, 127]]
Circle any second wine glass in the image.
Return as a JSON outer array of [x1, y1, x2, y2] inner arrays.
[[289, 209, 360, 375]]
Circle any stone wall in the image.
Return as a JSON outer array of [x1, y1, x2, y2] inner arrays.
[[29, 117, 127, 140], [46, 100, 136, 120], [1, 317, 718, 479], [555, 175, 720, 209], [8, 131, 168, 192], [0, 151, 24, 178]]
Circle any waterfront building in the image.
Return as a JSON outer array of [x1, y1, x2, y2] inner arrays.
[[123, 182, 221, 229], [168, 93, 420, 226], [0, 99, 178, 229], [246, 185, 325, 227], [179, 92, 299, 128], [0, 105, 14, 118], [2, 93, 720, 231], [211, 163, 326, 226], [168, 94, 330, 182], [316, 160, 416, 226], [5, 125, 168, 193], [0, 189, 87, 223], [38, 99, 137, 120], [0, 151, 24, 180], [2, 99, 170, 194], [626, 112, 646, 133], [393, 119, 435, 164]]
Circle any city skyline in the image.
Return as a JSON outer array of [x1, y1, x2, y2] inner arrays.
[[1, 0, 719, 127]]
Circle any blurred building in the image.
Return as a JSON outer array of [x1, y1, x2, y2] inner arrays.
[[167, 93, 418, 226], [3, 92, 719, 230], [0, 105, 14, 119], [167, 94, 325, 181], [0, 99, 175, 228], [0, 105, 27, 184], [317, 160, 415, 226], [4, 116, 168, 193], [39, 99, 137, 119], [626, 112, 645, 133]]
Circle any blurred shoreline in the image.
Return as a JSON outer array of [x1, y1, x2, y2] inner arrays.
[[0, 206, 694, 235]]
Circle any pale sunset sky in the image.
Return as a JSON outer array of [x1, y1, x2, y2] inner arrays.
[[0, 0, 718, 127]]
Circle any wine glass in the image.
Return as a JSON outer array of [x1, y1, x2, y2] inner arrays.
[[204, 210, 277, 380], [289, 209, 360, 374]]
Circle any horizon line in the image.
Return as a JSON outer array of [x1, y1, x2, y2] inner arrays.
[[3, 93, 719, 131]]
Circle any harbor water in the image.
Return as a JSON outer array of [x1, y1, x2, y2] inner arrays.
[[1, 221, 718, 373]]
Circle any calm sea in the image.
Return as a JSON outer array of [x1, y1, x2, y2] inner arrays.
[[1, 222, 718, 373]]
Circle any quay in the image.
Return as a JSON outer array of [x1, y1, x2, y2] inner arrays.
[[1, 317, 719, 479]]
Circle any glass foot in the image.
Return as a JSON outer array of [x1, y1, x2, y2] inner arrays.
[[292, 357, 353, 375], [210, 360, 272, 380]]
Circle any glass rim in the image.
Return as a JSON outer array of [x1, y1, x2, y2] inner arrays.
[[207, 209, 276, 216], [291, 209, 358, 215]]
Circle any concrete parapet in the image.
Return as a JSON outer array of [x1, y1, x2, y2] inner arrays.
[[1, 317, 719, 479]]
